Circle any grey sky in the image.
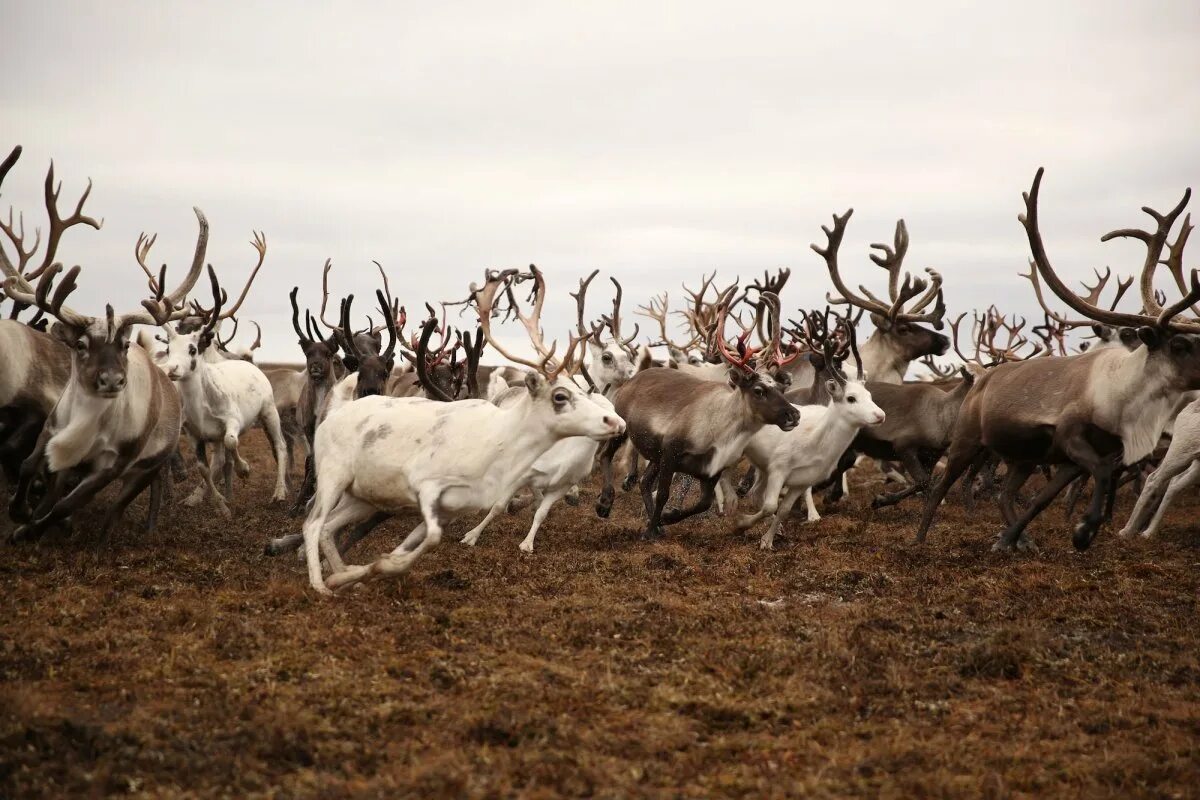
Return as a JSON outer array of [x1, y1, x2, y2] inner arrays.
[[4, 0, 1199, 362]]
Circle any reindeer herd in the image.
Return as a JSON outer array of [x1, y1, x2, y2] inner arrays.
[[2, 143, 1199, 595]]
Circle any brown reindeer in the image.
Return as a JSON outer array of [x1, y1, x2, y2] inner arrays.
[[595, 294, 800, 538], [916, 168, 1200, 551], [1, 148, 208, 539]]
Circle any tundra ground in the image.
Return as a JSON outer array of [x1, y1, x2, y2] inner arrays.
[[1, 436, 1198, 798]]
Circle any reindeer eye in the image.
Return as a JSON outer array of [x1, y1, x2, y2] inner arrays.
[[847, 396, 858, 404], [753, 385, 765, 396], [552, 390, 570, 405], [601, 353, 613, 364], [155, 334, 167, 344], [188, 345, 197, 356]]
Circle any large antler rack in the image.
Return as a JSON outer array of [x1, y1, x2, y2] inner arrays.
[[788, 307, 862, 384], [467, 265, 586, 381], [951, 307, 1042, 370], [812, 211, 946, 328], [0, 145, 203, 331], [1020, 167, 1200, 333], [636, 291, 702, 353]]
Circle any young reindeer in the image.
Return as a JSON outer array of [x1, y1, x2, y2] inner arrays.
[[3, 160, 208, 539], [736, 312, 885, 549], [916, 168, 1200, 551], [595, 292, 800, 539], [297, 267, 625, 594], [159, 259, 290, 516]]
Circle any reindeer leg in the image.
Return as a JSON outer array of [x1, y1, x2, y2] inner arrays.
[[595, 432, 626, 519], [762, 486, 804, 550], [9, 423, 53, 523], [994, 463, 1083, 551], [642, 457, 677, 540], [14, 461, 125, 542], [99, 460, 163, 538], [261, 407, 289, 503], [1140, 460, 1200, 538], [639, 459, 661, 520], [289, 453, 317, 517], [1058, 428, 1119, 551], [871, 449, 931, 509], [661, 473, 718, 527], [916, 442, 987, 543], [146, 469, 165, 534], [519, 486, 570, 552], [998, 461, 1035, 528], [332, 486, 445, 589], [621, 442, 640, 492], [803, 487, 820, 522]]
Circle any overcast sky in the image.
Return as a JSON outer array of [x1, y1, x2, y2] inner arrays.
[[4, 1, 1198, 362]]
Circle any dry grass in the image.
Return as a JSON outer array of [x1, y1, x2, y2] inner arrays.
[[2, 437, 1198, 798]]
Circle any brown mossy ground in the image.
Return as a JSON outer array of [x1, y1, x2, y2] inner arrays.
[[1, 437, 1198, 798]]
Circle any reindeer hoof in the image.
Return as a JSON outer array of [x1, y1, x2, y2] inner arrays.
[[1072, 522, 1096, 552], [595, 499, 612, 519], [1015, 534, 1040, 554], [990, 537, 1015, 553], [518, 541, 535, 553], [640, 526, 665, 541], [621, 475, 638, 492], [460, 534, 479, 547], [563, 492, 580, 507]]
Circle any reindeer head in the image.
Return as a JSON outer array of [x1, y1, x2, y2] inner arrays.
[[290, 286, 340, 383], [151, 230, 266, 381], [570, 270, 642, 391], [714, 297, 799, 432], [812, 212, 949, 366], [464, 266, 625, 440], [333, 290, 398, 400]]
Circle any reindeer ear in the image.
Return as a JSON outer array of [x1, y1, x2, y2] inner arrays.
[[1136, 326, 1160, 349], [727, 367, 745, 387], [825, 378, 845, 400], [636, 345, 653, 373], [50, 321, 73, 345], [524, 370, 547, 396], [869, 313, 890, 331]]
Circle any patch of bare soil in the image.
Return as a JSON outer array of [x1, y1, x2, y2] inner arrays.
[[1, 437, 1198, 798]]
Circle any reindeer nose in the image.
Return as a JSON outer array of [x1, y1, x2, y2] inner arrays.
[[604, 415, 625, 434], [874, 411, 886, 425], [97, 370, 126, 393]]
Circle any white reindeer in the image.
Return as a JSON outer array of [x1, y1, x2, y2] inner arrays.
[[1119, 396, 1200, 539], [159, 258, 288, 516], [460, 384, 617, 552], [301, 268, 625, 594], [736, 322, 885, 550]]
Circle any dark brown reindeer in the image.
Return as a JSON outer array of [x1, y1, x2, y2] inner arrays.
[[287, 284, 342, 515], [330, 290, 399, 401], [595, 294, 800, 538], [916, 168, 1200, 551]]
